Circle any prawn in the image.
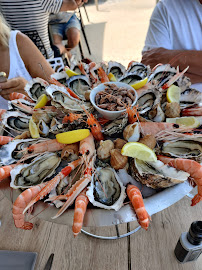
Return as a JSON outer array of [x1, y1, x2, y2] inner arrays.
[[9, 92, 34, 102], [181, 107, 202, 117], [72, 187, 89, 237], [0, 109, 6, 121], [25, 139, 65, 154], [127, 184, 150, 230], [162, 66, 189, 89], [0, 135, 14, 145], [97, 67, 109, 83], [157, 155, 202, 206], [126, 106, 139, 124], [0, 164, 17, 182], [62, 113, 83, 124]]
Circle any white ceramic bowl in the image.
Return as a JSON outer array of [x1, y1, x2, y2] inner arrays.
[[90, 82, 138, 120]]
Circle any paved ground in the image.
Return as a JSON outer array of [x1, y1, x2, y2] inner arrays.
[[75, 0, 156, 66]]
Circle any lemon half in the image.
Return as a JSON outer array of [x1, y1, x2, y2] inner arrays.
[[108, 73, 116, 82], [34, 94, 48, 109], [121, 142, 157, 162], [65, 68, 79, 77], [166, 85, 181, 103], [56, 129, 90, 144], [166, 117, 200, 128], [131, 77, 148, 90]]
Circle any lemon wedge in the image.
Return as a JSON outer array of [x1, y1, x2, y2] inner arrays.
[[166, 117, 200, 128], [29, 117, 40, 138], [108, 73, 116, 82], [166, 85, 181, 103], [56, 129, 90, 144], [131, 77, 148, 90], [34, 94, 48, 109], [65, 67, 79, 77], [121, 142, 157, 162]]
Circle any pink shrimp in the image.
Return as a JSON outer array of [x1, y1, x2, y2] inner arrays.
[[181, 107, 202, 117], [26, 139, 65, 154], [72, 187, 89, 237], [127, 184, 151, 230], [162, 66, 189, 89], [62, 113, 83, 124], [77, 62, 88, 76], [0, 109, 6, 121], [9, 92, 34, 102], [157, 155, 202, 206], [139, 122, 181, 136], [0, 164, 17, 182], [0, 135, 14, 145]]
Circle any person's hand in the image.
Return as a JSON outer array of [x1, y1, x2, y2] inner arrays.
[[141, 47, 172, 68], [75, 0, 88, 8], [0, 77, 28, 100]]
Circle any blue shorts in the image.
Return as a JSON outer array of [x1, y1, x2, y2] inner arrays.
[[50, 14, 81, 39]]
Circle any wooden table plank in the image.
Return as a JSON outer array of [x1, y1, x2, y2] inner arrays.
[[0, 192, 128, 270], [130, 196, 202, 270]]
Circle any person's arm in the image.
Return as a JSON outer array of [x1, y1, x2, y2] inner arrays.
[[60, 0, 88, 11], [141, 47, 202, 84], [0, 32, 54, 100]]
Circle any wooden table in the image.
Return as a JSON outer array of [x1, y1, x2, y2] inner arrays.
[[0, 189, 201, 270]]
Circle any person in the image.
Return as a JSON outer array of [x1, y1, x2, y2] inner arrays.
[[0, 0, 87, 59], [49, 12, 81, 60], [141, 0, 202, 91], [0, 13, 54, 105]]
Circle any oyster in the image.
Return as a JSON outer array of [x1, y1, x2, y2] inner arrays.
[[103, 113, 128, 136], [118, 72, 143, 84], [10, 153, 61, 189], [67, 75, 91, 100], [0, 138, 46, 165], [130, 159, 189, 189], [86, 167, 126, 210], [24, 77, 49, 102], [46, 84, 91, 112], [51, 71, 68, 85], [180, 88, 202, 109], [126, 62, 150, 78], [2, 111, 31, 134], [161, 137, 202, 162], [107, 61, 126, 79]]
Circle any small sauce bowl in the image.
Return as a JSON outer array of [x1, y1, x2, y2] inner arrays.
[[90, 82, 138, 120]]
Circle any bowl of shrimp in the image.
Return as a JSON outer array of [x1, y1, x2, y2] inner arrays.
[[90, 82, 138, 120]]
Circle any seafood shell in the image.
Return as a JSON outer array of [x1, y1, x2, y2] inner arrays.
[[37, 119, 49, 136], [110, 149, 128, 170], [67, 75, 91, 100], [51, 71, 68, 85], [86, 167, 126, 211], [165, 102, 181, 118], [97, 140, 114, 160], [2, 111, 31, 134], [148, 103, 165, 122], [180, 88, 202, 109], [118, 72, 144, 84], [0, 138, 46, 165], [10, 153, 61, 189], [8, 99, 34, 114], [130, 159, 189, 189], [126, 62, 150, 78], [139, 135, 156, 150], [103, 113, 128, 136], [114, 138, 127, 149], [46, 84, 91, 112], [107, 61, 126, 79], [123, 123, 140, 142], [25, 77, 49, 102], [161, 137, 202, 162]]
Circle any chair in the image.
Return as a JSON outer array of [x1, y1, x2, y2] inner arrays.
[[46, 57, 64, 72]]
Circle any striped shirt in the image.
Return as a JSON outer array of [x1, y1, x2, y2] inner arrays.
[[0, 0, 63, 58]]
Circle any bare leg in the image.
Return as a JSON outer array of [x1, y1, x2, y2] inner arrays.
[[52, 34, 66, 55], [65, 27, 80, 58]]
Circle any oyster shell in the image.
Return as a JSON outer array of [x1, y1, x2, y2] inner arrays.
[[126, 62, 150, 78], [130, 159, 189, 189], [180, 88, 202, 109], [161, 137, 202, 162], [107, 61, 126, 79], [67, 75, 91, 100], [8, 99, 34, 114], [46, 84, 91, 112], [24, 77, 49, 102], [86, 167, 126, 210], [2, 111, 31, 134], [0, 138, 46, 165], [103, 113, 128, 136], [118, 72, 143, 84], [10, 153, 61, 189]]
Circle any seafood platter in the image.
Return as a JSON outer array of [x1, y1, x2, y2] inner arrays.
[[0, 61, 202, 237]]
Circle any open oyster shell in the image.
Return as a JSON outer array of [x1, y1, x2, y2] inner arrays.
[[86, 167, 126, 211], [130, 159, 190, 189], [10, 153, 61, 189], [107, 61, 126, 79], [67, 75, 91, 100], [24, 77, 49, 102], [2, 111, 31, 134]]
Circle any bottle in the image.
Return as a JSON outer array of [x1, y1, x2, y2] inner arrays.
[[174, 221, 202, 263]]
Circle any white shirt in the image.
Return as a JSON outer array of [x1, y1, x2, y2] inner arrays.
[[143, 0, 202, 92]]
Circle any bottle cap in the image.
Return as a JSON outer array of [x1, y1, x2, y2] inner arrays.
[[187, 221, 202, 245]]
